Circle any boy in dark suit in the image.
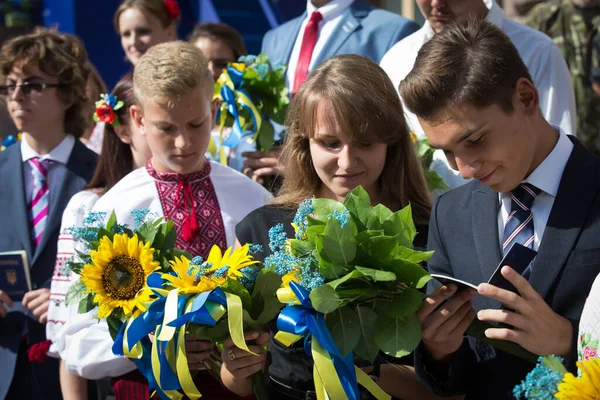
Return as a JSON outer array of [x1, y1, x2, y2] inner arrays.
[[400, 20, 600, 399], [0, 28, 97, 399]]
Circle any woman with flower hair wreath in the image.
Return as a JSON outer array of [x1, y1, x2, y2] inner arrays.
[[114, 0, 180, 66], [46, 73, 152, 400]]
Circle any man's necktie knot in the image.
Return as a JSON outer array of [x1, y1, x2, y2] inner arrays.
[[510, 183, 541, 212]]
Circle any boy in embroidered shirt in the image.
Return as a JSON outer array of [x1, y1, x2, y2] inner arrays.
[[0, 28, 97, 399], [61, 41, 271, 399]]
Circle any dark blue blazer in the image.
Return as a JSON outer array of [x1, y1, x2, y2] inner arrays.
[[0, 139, 97, 399], [261, 0, 419, 68], [415, 136, 600, 399]]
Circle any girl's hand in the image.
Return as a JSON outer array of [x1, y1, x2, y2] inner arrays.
[[221, 331, 269, 380]]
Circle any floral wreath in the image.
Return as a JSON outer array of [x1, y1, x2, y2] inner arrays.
[[163, 0, 180, 20], [94, 93, 124, 127]]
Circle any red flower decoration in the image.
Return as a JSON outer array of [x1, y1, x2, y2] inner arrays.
[[163, 0, 180, 20], [28, 340, 52, 363], [583, 346, 598, 361], [96, 103, 115, 124]]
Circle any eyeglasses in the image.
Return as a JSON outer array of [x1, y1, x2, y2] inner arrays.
[[0, 82, 63, 96]]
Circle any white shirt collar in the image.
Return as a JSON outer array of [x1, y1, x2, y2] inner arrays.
[[307, 0, 354, 21], [523, 127, 573, 197], [21, 134, 76, 165], [421, 0, 504, 41]]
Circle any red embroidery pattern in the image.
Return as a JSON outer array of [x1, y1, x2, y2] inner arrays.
[[146, 160, 227, 259]]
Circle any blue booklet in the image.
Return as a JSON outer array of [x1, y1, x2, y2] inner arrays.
[[0, 251, 31, 301]]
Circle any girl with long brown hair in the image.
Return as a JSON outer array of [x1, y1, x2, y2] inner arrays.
[[219, 55, 454, 400]]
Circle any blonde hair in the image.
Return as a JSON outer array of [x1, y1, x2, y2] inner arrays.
[[272, 55, 432, 226], [114, 0, 179, 32], [133, 41, 213, 107], [0, 27, 92, 138]]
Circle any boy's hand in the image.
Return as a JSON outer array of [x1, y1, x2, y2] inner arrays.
[[417, 284, 477, 363], [221, 331, 269, 380], [477, 266, 573, 357], [0, 290, 14, 317], [22, 288, 50, 323]]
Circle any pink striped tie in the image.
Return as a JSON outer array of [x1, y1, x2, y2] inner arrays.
[[29, 157, 51, 247]]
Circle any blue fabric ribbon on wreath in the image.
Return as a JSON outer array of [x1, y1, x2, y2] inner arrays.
[[276, 281, 360, 400]]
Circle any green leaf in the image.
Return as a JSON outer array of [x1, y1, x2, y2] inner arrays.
[[137, 221, 158, 245], [65, 279, 88, 306], [426, 171, 450, 192], [250, 269, 283, 323], [375, 314, 421, 358], [343, 187, 381, 231], [77, 295, 95, 314], [354, 306, 380, 362], [373, 204, 393, 225], [325, 306, 360, 357], [312, 198, 347, 223], [357, 235, 398, 265], [383, 205, 417, 248], [289, 239, 315, 256], [387, 259, 431, 289], [106, 314, 124, 342], [355, 266, 396, 282], [383, 288, 424, 319], [310, 284, 341, 313], [327, 270, 366, 290], [106, 211, 117, 232], [257, 119, 275, 152], [306, 224, 325, 245], [355, 230, 384, 242], [322, 218, 356, 266], [395, 246, 434, 264]]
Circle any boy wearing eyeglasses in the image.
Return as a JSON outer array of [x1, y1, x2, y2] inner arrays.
[[0, 28, 98, 399]]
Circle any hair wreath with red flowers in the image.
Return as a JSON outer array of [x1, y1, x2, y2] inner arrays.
[[163, 0, 180, 20]]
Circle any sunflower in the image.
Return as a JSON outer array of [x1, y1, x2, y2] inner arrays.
[[556, 358, 600, 399], [163, 245, 259, 294], [81, 233, 160, 319]]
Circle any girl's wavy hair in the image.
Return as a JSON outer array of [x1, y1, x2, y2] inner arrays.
[[114, 0, 180, 32], [0, 28, 92, 138], [272, 54, 432, 225]]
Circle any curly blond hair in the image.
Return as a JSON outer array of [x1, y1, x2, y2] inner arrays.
[[133, 41, 212, 108], [0, 28, 92, 138]]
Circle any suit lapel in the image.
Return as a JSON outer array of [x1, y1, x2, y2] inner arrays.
[[282, 12, 306, 65], [32, 141, 95, 265], [3, 146, 33, 261], [312, 2, 369, 67], [472, 184, 502, 283], [529, 138, 600, 299]]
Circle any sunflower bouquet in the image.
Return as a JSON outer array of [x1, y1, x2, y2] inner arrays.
[[514, 355, 600, 399], [65, 211, 282, 399], [261, 186, 433, 400]]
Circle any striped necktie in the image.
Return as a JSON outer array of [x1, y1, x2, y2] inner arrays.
[[502, 183, 541, 279], [29, 157, 51, 247]]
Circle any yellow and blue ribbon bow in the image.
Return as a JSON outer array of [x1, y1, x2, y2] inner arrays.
[[275, 281, 391, 400], [214, 66, 262, 150], [1, 133, 21, 151]]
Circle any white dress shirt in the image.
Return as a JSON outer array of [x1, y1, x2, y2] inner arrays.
[[286, 0, 355, 89], [379, 0, 577, 189], [21, 134, 75, 205], [497, 128, 573, 251]]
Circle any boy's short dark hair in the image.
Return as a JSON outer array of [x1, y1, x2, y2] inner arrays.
[[0, 28, 92, 138], [401, 20, 533, 122], [187, 23, 247, 61]]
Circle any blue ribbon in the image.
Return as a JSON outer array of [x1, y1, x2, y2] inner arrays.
[[276, 281, 360, 400], [2, 134, 18, 148], [167, 287, 226, 327]]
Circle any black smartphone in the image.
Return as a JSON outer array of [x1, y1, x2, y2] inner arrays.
[[487, 243, 537, 294]]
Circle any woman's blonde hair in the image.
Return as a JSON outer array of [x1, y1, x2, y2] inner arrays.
[[114, 0, 179, 32], [133, 41, 212, 107], [0, 28, 92, 138], [272, 54, 431, 226]]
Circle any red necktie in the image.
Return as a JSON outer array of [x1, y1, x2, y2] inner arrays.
[[292, 11, 323, 94]]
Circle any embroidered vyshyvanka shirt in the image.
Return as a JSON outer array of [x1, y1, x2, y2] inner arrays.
[[578, 273, 600, 362], [57, 159, 271, 379]]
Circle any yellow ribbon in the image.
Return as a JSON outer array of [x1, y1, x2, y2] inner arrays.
[[157, 289, 180, 341], [176, 298, 202, 399], [224, 292, 256, 355], [356, 367, 391, 400]]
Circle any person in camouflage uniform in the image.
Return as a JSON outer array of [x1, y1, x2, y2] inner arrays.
[[526, 0, 600, 155]]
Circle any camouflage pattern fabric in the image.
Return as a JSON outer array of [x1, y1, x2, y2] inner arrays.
[[526, 0, 600, 155]]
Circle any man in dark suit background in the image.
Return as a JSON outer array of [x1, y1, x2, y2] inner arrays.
[[400, 20, 600, 399], [0, 28, 97, 399]]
